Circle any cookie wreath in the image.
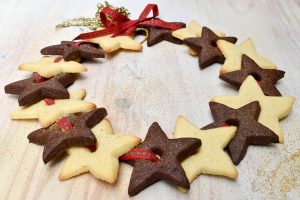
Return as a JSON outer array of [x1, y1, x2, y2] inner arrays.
[[4, 2, 295, 197]]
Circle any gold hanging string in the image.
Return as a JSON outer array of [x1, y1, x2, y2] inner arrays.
[[55, 1, 130, 30]]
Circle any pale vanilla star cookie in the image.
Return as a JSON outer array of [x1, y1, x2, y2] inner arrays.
[[59, 118, 141, 183], [85, 28, 143, 53], [174, 116, 237, 192], [212, 75, 295, 143], [217, 38, 276, 73], [10, 88, 96, 127], [172, 20, 225, 55], [19, 56, 87, 78], [172, 20, 225, 40]]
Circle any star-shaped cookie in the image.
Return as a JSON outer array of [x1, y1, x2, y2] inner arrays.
[[59, 118, 141, 183], [5, 73, 77, 106], [172, 20, 225, 55], [19, 56, 87, 78], [183, 27, 237, 68], [202, 101, 279, 165], [127, 122, 201, 196], [140, 22, 185, 47], [212, 75, 295, 143], [28, 108, 107, 163], [41, 41, 105, 61], [10, 88, 96, 127], [84, 28, 143, 53], [217, 38, 276, 73], [219, 54, 285, 96], [174, 116, 237, 191]]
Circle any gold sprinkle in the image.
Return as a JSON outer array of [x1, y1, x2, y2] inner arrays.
[[252, 149, 300, 199]]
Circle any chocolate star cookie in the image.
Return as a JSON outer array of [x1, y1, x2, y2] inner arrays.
[[27, 108, 107, 163], [41, 41, 105, 61], [183, 27, 237, 68], [140, 22, 186, 47], [126, 122, 201, 196], [5, 73, 76, 106], [202, 101, 279, 165], [220, 55, 285, 96]]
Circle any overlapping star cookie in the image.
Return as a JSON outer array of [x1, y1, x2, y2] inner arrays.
[[219, 54, 285, 96], [41, 41, 105, 61], [212, 75, 295, 143], [28, 108, 107, 163], [84, 28, 143, 53], [10, 88, 96, 127], [19, 56, 87, 78], [140, 22, 185, 47], [202, 101, 279, 165], [183, 27, 237, 68], [59, 118, 141, 183], [126, 122, 201, 196], [174, 116, 237, 192], [172, 20, 225, 55], [217, 38, 276, 73], [5, 73, 77, 106]]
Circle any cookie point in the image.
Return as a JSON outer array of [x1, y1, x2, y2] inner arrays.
[[246, 37, 252, 42], [220, 68, 226, 75], [9, 112, 15, 119], [177, 115, 184, 119], [18, 65, 24, 70], [88, 103, 97, 110], [216, 40, 222, 46], [279, 136, 284, 144], [103, 47, 112, 53], [178, 186, 188, 193], [41, 122, 51, 128], [231, 169, 238, 178], [58, 173, 66, 181], [106, 176, 117, 184]]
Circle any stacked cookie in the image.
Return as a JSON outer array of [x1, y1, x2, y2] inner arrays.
[[4, 6, 296, 198]]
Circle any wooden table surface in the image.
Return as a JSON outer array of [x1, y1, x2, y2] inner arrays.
[[0, 0, 299, 199]]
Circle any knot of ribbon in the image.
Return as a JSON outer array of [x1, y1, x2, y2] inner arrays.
[[74, 4, 184, 40]]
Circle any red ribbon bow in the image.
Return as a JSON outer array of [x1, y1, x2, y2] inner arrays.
[[74, 4, 184, 40]]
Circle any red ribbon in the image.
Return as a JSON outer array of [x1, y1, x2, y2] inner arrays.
[[56, 117, 73, 131], [44, 98, 55, 105], [35, 74, 45, 83], [54, 56, 64, 63], [119, 148, 158, 162], [74, 4, 184, 40], [72, 42, 82, 47]]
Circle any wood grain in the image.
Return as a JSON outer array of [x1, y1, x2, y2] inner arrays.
[[0, 0, 299, 199]]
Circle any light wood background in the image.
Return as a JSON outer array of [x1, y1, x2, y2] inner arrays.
[[0, 0, 299, 199]]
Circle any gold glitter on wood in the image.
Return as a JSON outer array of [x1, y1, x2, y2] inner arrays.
[[252, 149, 300, 199]]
